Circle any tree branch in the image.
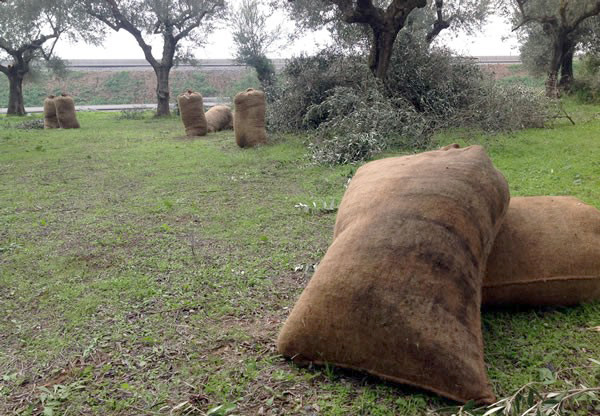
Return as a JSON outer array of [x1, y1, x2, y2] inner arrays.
[[0, 36, 19, 55], [568, 0, 600, 31], [388, 0, 428, 23], [17, 33, 59, 56], [512, 0, 558, 31], [174, 10, 208, 42], [426, 0, 451, 42], [101, 0, 159, 68], [40, 34, 62, 61], [330, 0, 382, 25], [85, 8, 122, 31]]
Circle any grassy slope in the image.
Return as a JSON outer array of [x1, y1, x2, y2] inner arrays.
[[0, 102, 599, 415], [0, 70, 260, 108]]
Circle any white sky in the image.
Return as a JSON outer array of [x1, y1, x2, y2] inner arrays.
[[55, 15, 519, 60]]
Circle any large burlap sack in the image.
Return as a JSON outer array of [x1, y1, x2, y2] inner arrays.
[[43, 96, 59, 129], [54, 94, 80, 129], [178, 90, 208, 136], [206, 105, 233, 133], [233, 88, 267, 148], [277, 145, 509, 404], [484, 196, 600, 306]]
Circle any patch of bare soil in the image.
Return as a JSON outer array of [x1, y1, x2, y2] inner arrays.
[[481, 64, 528, 80]]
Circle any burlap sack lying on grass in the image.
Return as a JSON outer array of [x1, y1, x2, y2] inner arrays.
[[278, 145, 510, 404], [54, 94, 80, 129], [43, 96, 59, 129], [484, 196, 600, 306], [206, 105, 233, 133], [178, 90, 207, 136], [233, 88, 267, 148]]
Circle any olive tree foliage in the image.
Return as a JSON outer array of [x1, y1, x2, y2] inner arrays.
[[278, 0, 491, 80], [230, 0, 281, 90], [282, 0, 432, 80], [0, 0, 101, 115], [83, 0, 226, 116], [579, 17, 600, 53], [406, 0, 491, 42], [500, 0, 600, 97], [519, 16, 600, 84]]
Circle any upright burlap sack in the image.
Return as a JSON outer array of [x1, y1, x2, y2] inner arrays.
[[206, 105, 234, 133], [484, 196, 600, 306], [178, 90, 208, 136], [233, 88, 267, 148], [277, 145, 509, 404], [54, 94, 80, 129], [43, 96, 59, 129]]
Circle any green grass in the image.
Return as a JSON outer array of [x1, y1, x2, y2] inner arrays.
[[1, 102, 599, 415], [497, 64, 546, 89]]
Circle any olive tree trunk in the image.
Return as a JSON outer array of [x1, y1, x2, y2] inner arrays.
[[4, 62, 27, 115], [559, 46, 574, 90], [331, 0, 427, 82], [545, 36, 563, 98], [154, 65, 171, 117], [369, 28, 399, 80]]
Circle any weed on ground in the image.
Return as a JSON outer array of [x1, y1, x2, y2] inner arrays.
[[1, 104, 599, 415]]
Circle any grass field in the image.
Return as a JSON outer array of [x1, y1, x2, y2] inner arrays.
[[1, 101, 599, 415]]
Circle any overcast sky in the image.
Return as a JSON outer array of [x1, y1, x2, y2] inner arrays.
[[55, 15, 519, 60]]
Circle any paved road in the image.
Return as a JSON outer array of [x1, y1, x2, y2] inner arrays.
[[0, 99, 231, 115]]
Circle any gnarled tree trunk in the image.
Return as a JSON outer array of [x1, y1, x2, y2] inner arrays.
[[6, 64, 26, 115], [545, 35, 563, 98], [369, 28, 399, 80], [154, 65, 171, 117], [559, 46, 574, 91], [333, 0, 427, 82]]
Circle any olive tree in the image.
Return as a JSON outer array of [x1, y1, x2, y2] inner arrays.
[[408, 0, 491, 43], [0, 0, 99, 115], [230, 0, 281, 89], [518, 15, 600, 89], [84, 0, 226, 116], [295, 0, 430, 79], [282, 0, 491, 80], [504, 0, 600, 96]]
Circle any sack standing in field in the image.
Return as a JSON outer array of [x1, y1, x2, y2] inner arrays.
[[205, 105, 233, 133], [277, 145, 510, 404], [178, 90, 208, 137], [484, 196, 600, 306], [43, 96, 59, 129], [233, 88, 267, 148], [54, 94, 80, 129]]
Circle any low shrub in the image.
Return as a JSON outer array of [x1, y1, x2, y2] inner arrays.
[[267, 49, 371, 132], [386, 41, 552, 132], [570, 53, 600, 103], [308, 86, 430, 164], [14, 119, 44, 130], [117, 109, 147, 120], [455, 80, 552, 131], [269, 41, 554, 165]]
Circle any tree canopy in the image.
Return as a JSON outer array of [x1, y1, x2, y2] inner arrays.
[[0, 0, 100, 114], [230, 0, 281, 89], [84, 0, 227, 116], [280, 0, 491, 80], [503, 0, 600, 96]]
